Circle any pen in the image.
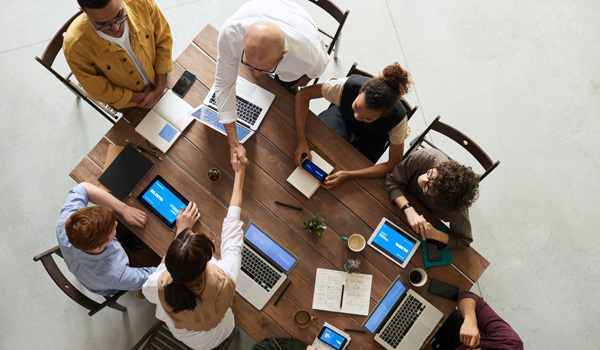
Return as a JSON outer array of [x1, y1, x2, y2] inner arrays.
[[275, 201, 303, 211], [340, 284, 344, 309], [126, 139, 157, 153], [273, 281, 292, 306], [344, 328, 366, 333], [136, 147, 162, 161]]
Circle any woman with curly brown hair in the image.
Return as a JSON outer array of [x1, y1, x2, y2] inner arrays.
[[385, 149, 480, 248], [294, 62, 412, 189]]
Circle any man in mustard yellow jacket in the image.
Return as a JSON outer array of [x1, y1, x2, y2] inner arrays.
[[64, 0, 173, 110]]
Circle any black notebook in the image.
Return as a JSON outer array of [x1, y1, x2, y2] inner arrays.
[[98, 144, 154, 200]]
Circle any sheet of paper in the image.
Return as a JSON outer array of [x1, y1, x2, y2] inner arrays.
[[152, 90, 193, 131], [312, 268, 372, 316]]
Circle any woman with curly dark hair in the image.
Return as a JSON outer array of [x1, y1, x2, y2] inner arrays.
[[385, 149, 480, 248], [294, 62, 413, 189]]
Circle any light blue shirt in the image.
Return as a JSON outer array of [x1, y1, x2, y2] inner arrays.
[[56, 185, 156, 296]]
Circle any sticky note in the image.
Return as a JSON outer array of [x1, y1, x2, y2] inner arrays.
[[158, 124, 177, 142]]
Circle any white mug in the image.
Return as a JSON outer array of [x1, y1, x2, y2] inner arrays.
[[342, 234, 366, 252]]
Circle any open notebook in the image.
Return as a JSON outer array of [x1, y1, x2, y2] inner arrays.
[[287, 151, 334, 199], [135, 91, 193, 153]]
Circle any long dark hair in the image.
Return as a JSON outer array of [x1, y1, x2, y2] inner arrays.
[[163, 230, 215, 313], [359, 62, 412, 114]]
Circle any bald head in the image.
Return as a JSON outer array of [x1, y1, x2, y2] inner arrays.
[[243, 22, 287, 71]]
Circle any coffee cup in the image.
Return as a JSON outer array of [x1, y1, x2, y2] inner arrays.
[[409, 268, 427, 287], [342, 234, 366, 252], [294, 309, 315, 328]]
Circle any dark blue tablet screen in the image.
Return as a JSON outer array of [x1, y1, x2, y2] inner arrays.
[[141, 179, 187, 224]]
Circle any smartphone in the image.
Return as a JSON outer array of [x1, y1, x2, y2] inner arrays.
[[172, 70, 196, 97], [426, 239, 443, 262], [317, 326, 348, 350], [301, 157, 327, 181], [428, 278, 459, 301]]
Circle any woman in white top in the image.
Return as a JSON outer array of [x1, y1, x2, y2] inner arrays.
[[143, 158, 246, 349]]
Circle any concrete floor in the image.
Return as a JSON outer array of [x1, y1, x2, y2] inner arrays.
[[1, 0, 599, 349]]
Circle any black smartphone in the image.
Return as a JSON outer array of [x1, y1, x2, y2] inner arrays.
[[426, 239, 443, 261], [172, 70, 196, 97], [317, 325, 348, 350], [301, 157, 327, 181], [428, 278, 459, 301]]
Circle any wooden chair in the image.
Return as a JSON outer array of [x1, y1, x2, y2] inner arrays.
[[346, 62, 419, 121], [33, 245, 127, 316], [132, 321, 238, 350], [35, 11, 119, 124], [306, 0, 349, 59], [404, 116, 500, 182], [306, 0, 349, 85]]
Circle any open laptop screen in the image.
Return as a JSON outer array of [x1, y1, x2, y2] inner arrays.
[[363, 278, 407, 334], [245, 223, 297, 272]]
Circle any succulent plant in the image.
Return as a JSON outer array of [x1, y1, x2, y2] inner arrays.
[[344, 258, 362, 274], [207, 167, 221, 182], [303, 215, 326, 237]]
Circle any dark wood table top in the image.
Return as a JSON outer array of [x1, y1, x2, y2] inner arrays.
[[70, 24, 489, 350]]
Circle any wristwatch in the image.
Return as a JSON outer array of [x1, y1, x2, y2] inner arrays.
[[401, 203, 412, 212]]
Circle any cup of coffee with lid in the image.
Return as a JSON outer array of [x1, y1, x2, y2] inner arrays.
[[409, 268, 427, 287], [342, 234, 366, 252]]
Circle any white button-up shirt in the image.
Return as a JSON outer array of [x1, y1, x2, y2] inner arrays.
[[215, 0, 330, 124]]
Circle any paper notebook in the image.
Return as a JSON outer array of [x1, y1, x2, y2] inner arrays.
[[420, 225, 452, 267], [135, 91, 193, 153], [312, 268, 372, 316], [287, 151, 334, 199]]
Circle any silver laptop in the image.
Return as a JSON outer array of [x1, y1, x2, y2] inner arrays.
[[362, 276, 443, 350], [189, 76, 275, 143], [236, 221, 299, 310]]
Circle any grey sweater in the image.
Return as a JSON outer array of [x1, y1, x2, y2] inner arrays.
[[385, 149, 473, 249]]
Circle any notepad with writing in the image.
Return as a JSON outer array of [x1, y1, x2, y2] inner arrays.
[[135, 91, 193, 153], [312, 268, 372, 316], [287, 151, 334, 199]]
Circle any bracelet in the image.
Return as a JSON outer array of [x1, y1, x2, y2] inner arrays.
[[401, 203, 412, 212]]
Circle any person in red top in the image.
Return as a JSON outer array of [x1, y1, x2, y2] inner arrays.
[[429, 291, 523, 350]]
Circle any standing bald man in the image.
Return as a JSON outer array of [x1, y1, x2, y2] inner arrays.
[[215, 0, 330, 164]]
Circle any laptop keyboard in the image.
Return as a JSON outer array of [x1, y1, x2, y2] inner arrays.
[[380, 295, 426, 348], [241, 246, 281, 292], [209, 93, 263, 127]]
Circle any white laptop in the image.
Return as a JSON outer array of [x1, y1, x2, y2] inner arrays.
[[189, 76, 275, 143], [236, 221, 299, 310], [362, 276, 443, 350], [367, 218, 421, 269]]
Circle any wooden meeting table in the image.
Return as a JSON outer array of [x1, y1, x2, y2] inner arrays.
[[70, 24, 489, 349]]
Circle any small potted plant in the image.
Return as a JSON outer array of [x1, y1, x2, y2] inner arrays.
[[207, 167, 221, 182], [303, 215, 326, 237], [344, 258, 361, 274]]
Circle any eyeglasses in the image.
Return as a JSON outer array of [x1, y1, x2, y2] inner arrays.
[[423, 168, 436, 197], [240, 49, 283, 74], [93, 12, 128, 32]]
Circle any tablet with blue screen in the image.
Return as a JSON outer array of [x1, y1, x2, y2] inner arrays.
[[137, 175, 188, 228], [367, 217, 420, 268]]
